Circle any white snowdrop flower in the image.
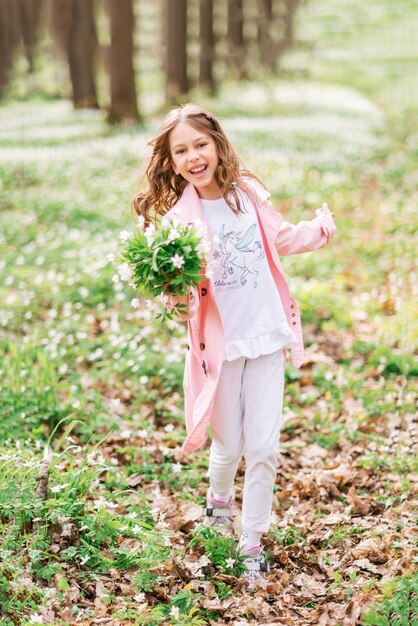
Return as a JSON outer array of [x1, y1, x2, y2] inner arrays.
[[119, 230, 132, 242], [131, 298, 141, 309], [171, 254, 185, 269], [167, 318, 179, 330], [136, 215, 145, 230], [167, 227, 179, 242], [144, 223, 155, 244], [197, 239, 211, 256], [50, 483, 70, 493], [169, 606, 180, 619], [80, 554, 90, 565], [159, 445, 173, 456], [117, 262, 133, 281], [134, 592, 146, 602], [131, 524, 142, 535], [106, 252, 115, 263]]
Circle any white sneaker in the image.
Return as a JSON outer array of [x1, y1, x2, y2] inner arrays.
[[203, 490, 234, 537], [240, 545, 269, 592]]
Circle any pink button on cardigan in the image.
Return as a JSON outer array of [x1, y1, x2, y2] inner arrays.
[[164, 178, 337, 452]]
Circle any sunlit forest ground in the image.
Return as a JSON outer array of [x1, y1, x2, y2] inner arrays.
[[0, 0, 417, 624]]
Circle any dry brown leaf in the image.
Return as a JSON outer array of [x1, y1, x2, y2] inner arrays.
[[351, 537, 388, 563], [94, 580, 109, 617], [293, 572, 327, 597], [347, 485, 372, 516], [352, 558, 386, 575]]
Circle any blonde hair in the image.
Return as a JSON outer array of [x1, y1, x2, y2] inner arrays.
[[132, 103, 260, 224]]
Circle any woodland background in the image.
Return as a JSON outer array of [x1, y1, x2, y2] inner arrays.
[[0, 1, 417, 625]]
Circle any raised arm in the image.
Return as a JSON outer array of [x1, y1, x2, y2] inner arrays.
[[275, 204, 337, 256]]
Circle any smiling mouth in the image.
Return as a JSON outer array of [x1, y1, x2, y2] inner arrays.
[[189, 165, 207, 177]]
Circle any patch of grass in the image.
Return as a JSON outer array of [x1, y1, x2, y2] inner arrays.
[[360, 570, 418, 626]]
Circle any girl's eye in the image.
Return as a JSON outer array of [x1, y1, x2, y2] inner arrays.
[[176, 149, 185, 154], [198, 143, 207, 148]]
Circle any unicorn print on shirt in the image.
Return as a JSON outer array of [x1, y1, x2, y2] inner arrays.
[[217, 222, 265, 288]]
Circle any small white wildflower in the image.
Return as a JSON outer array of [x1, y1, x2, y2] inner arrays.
[[106, 252, 115, 263], [117, 262, 133, 281], [164, 423, 175, 433], [172, 463, 182, 473], [131, 297, 141, 309], [50, 483, 69, 493], [171, 253, 185, 269], [167, 227, 179, 242], [131, 524, 142, 535], [119, 230, 132, 242], [197, 239, 211, 256], [136, 215, 145, 231], [112, 273, 120, 283], [28, 614, 43, 624], [134, 592, 146, 602], [80, 554, 90, 565], [226, 557, 235, 568], [169, 606, 180, 619], [144, 224, 156, 244], [126, 511, 138, 519]]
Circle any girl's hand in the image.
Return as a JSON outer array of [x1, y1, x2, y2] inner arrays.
[[315, 202, 335, 218], [315, 203, 336, 241]]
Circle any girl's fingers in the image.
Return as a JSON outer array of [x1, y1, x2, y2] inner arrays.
[[321, 202, 335, 217]]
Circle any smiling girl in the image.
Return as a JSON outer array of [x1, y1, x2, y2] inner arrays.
[[132, 104, 336, 590]]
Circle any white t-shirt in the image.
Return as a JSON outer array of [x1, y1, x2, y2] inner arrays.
[[200, 190, 297, 361]]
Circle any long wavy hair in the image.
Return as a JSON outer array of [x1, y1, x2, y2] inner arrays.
[[132, 103, 260, 224]]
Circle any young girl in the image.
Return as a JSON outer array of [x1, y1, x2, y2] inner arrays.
[[132, 103, 336, 590]]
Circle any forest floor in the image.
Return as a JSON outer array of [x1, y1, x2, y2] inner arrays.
[[0, 0, 417, 624]]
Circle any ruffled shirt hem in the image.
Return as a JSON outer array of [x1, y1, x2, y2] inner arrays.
[[224, 326, 298, 362]]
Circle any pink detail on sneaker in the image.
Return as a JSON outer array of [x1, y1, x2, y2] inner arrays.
[[243, 545, 261, 553], [211, 496, 230, 505]]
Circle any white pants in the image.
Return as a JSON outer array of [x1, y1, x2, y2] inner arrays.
[[208, 348, 285, 534]]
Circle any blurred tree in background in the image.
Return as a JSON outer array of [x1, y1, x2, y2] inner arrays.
[[0, 0, 302, 120]]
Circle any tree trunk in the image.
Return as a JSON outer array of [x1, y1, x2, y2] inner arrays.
[[19, 0, 44, 72], [227, 0, 245, 77], [66, 0, 98, 108], [107, 0, 139, 123], [165, 0, 188, 102], [257, 0, 275, 69], [0, 0, 22, 95], [199, 0, 215, 92]]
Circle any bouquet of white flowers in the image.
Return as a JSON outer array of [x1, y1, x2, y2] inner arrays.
[[111, 215, 212, 320]]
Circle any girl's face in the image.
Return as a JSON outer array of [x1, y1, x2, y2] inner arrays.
[[169, 121, 221, 199]]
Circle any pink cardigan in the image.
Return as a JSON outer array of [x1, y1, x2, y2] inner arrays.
[[164, 178, 337, 452]]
